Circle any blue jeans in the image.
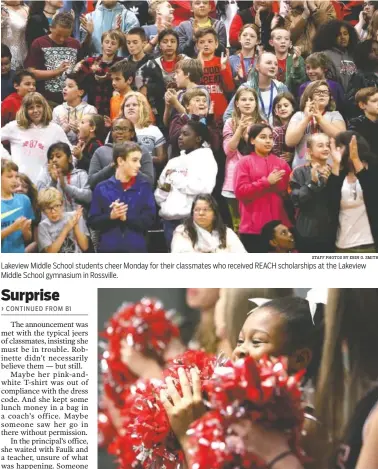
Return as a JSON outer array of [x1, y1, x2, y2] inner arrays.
[[163, 219, 182, 251]]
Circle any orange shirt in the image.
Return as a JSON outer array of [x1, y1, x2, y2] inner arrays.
[[110, 93, 127, 121]]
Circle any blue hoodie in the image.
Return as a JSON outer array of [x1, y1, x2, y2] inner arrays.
[[88, 174, 155, 253], [81, 1, 139, 55]]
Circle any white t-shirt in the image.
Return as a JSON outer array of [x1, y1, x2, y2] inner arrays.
[[336, 178, 374, 249], [259, 88, 278, 126], [135, 125, 166, 158], [1, 121, 71, 183], [290, 111, 345, 168]]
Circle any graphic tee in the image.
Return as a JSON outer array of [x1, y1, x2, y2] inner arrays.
[[24, 35, 80, 103], [1, 194, 35, 253], [38, 212, 89, 253]]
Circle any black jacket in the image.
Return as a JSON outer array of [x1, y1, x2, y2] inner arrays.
[[348, 115, 378, 155], [290, 164, 335, 242]]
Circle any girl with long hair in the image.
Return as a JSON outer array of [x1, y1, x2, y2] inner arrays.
[[229, 24, 260, 85], [312, 19, 358, 92], [286, 80, 346, 168], [155, 28, 188, 87], [25, 0, 63, 48], [1, 92, 70, 183], [122, 91, 167, 167], [222, 87, 263, 233], [234, 123, 292, 253], [272, 92, 296, 165], [171, 194, 246, 253], [72, 114, 105, 172], [355, 0, 378, 41], [328, 132, 378, 253]]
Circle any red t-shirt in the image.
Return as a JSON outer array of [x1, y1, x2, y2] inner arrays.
[[24, 35, 80, 104], [201, 56, 235, 122], [277, 58, 287, 83], [1, 92, 22, 127], [121, 177, 136, 191]]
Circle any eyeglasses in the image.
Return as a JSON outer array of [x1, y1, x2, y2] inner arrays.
[[194, 208, 213, 214], [45, 204, 62, 212], [113, 126, 132, 132], [313, 90, 330, 97]]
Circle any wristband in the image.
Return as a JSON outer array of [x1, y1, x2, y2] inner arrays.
[[267, 450, 293, 469]]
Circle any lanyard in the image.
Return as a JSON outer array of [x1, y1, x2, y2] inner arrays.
[[239, 52, 255, 80], [258, 82, 274, 121]]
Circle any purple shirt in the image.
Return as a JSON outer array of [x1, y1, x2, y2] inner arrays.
[[298, 79, 345, 112]]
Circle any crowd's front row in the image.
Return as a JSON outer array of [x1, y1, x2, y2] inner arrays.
[[2, 92, 377, 254]]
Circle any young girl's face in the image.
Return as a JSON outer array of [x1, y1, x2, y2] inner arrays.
[[178, 124, 201, 151], [78, 115, 94, 140], [27, 103, 43, 125], [274, 98, 294, 121], [312, 84, 330, 108], [175, 68, 187, 88], [236, 91, 257, 115], [239, 27, 258, 50], [308, 134, 331, 161], [251, 127, 273, 155], [336, 26, 350, 48], [159, 34, 178, 58], [233, 307, 289, 363], [123, 96, 139, 123], [15, 176, 29, 194], [49, 149, 71, 173]]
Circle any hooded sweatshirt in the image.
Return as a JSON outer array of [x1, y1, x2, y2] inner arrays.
[[323, 47, 357, 92], [155, 146, 218, 220], [52, 102, 97, 145], [37, 168, 92, 212], [81, 2, 139, 55]]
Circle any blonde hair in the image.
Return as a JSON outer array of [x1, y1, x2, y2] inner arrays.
[[122, 91, 152, 128], [38, 187, 63, 211], [16, 92, 52, 129], [231, 87, 263, 132], [149, 0, 169, 19]]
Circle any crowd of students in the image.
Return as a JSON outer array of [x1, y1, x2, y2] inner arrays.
[[1, 0, 378, 253], [99, 288, 378, 469]]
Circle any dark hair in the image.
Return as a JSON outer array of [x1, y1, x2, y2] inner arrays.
[[182, 194, 227, 249], [47, 142, 73, 171], [184, 120, 210, 146], [352, 39, 378, 72], [334, 130, 377, 170], [260, 219, 281, 252], [194, 27, 218, 43], [86, 114, 106, 143], [51, 12, 74, 30], [259, 296, 324, 383], [13, 69, 35, 86], [112, 117, 137, 142], [1, 43, 11, 59], [272, 92, 296, 126], [158, 28, 179, 46], [65, 72, 88, 94], [27, 0, 45, 17], [313, 20, 359, 54], [247, 123, 273, 152], [109, 59, 137, 82], [113, 142, 141, 166], [127, 27, 147, 42]]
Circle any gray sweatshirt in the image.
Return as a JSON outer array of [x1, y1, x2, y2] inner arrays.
[[88, 143, 154, 190], [37, 168, 92, 211]]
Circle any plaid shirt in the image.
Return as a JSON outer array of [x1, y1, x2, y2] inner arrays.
[[272, 123, 294, 158], [78, 55, 122, 116]]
